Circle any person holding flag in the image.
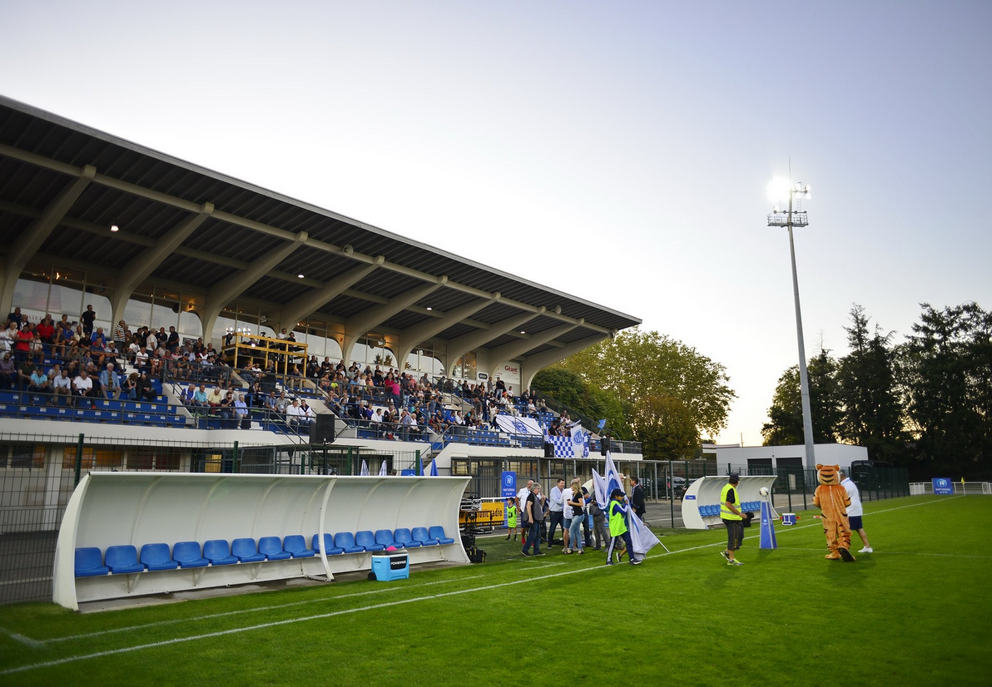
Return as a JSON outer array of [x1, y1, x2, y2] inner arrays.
[[606, 488, 639, 566]]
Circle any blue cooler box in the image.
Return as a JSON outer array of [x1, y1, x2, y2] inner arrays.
[[371, 552, 409, 581]]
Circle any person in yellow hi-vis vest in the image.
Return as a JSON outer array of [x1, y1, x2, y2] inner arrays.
[[606, 489, 640, 566], [720, 474, 745, 566], [505, 497, 518, 541]]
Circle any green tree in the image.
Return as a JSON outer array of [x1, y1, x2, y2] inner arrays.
[[836, 305, 908, 463], [899, 302, 990, 476], [530, 367, 628, 436], [762, 350, 842, 446], [554, 328, 735, 459]]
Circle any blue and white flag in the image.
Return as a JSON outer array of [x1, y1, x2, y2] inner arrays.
[[550, 435, 574, 458], [378, 461, 388, 476], [570, 425, 589, 458], [360, 460, 370, 476], [627, 509, 660, 557], [495, 415, 543, 436], [428, 459, 438, 477], [604, 451, 623, 501], [592, 469, 608, 510]]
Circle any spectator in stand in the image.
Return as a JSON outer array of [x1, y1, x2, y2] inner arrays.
[[72, 369, 96, 407], [399, 409, 416, 441], [80, 305, 96, 337], [52, 368, 72, 402], [234, 393, 249, 429], [90, 327, 107, 352], [29, 333, 45, 364], [167, 326, 180, 353], [14, 323, 32, 363], [99, 363, 121, 400], [135, 371, 156, 402], [134, 347, 149, 370], [145, 327, 158, 355], [114, 320, 127, 348], [17, 359, 36, 390], [54, 319, 74, 359], [285, 398, 306, 429], [28, 365, 50, 394], [218, 390, 236, 428], [0, 321, 14, 355], [206, 386, 224, 413], [0, 352, 16, 389], [121, 372, 138, 400], [191, 384, 209, 407], [6, 306, 24, 327], [36, 314, 55, 345]]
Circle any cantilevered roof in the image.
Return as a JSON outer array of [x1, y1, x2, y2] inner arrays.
[[0, 95, 640, 375]]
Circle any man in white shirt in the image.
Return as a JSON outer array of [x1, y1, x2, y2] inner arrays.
[[516, 479, 534, 533], [548, 478, 567, 547], [72, 370, 95, 407], [840, 470, 873, 553], [560, 481, 575, 553]]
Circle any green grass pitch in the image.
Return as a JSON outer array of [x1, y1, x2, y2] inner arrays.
[[0, 495, 989, 686]]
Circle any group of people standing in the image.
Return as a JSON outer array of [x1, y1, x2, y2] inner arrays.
[[510, 476, 646, 566]]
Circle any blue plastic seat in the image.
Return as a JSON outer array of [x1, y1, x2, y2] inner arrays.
[[374, 529, 403, 549], [258, 536, 292, 561], [173, 541, 209, 568], [412, 527, 436, 546], [284, 535, 315, 558], [105, 545, 146, 574], [75, 547, 110, 577], [203, 539, 239, 565], [394, 528, 421, 548], [355, 530, 385, 552], [334, 531, 365, 554], [428, 526, 455, 545], [140, 543, 179, 571], [311, 533, 344, 555], [231, 538, 266, 563]]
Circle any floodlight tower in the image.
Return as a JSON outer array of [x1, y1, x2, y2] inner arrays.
[[767, 179, 815, 471]]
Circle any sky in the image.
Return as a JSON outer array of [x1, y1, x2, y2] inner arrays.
[[1, 1, 990, 446]]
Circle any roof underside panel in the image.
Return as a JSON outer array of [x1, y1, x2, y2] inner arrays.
[[0, 97, 640, 359]]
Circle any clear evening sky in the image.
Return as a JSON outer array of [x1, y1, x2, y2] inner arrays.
[[1, 1, 989, 446]]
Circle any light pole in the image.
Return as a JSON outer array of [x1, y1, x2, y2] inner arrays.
[[767, 179, 815, 471]]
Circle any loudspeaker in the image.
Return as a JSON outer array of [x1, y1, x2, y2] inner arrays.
[[310, 414, 336, 444], [544, 442, 555, 458], [600, 435, 611, 456]]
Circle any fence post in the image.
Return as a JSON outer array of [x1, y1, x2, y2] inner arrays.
[[802, 469, 808, 511], [669, 460, 674, 529], [232, 441, 239, 474], [74, 433, 84, 486], [415, 449, 421, 476]]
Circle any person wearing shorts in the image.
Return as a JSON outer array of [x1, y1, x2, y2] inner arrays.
[[720, 473, 745, 566], [840, 470, 872, 553]]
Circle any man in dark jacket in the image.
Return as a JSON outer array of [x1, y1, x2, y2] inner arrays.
[[630, 476, 646, 519]]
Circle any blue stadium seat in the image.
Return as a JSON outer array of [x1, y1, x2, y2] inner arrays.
[[428, 526, 455, 545], [411, 527, 436, 547], [374, 529, 403, 549], [311, 533, 344, 555], [140, 543, 179, 571], [393, 528, 421, 548], [203, 539, 239, 565], [258, 536, 292, 561], [105, 545, 146, 574], [355, 530, 385, 552], [173, 541, 209, 568], [231, 538, 266, 563], [283, 535, 315, 558], [75, 547, 110, 577], [333, 532, 365, 554]]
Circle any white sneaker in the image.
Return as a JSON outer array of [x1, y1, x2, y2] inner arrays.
[[858, 547, 873, 553]]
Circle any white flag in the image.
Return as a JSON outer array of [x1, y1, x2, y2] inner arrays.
[[627, 509, 660, 556], [378, 461, 388, 476], [429, 459, 438, 476], [360, 460, 370, 476], [592, 469, 608, 510]]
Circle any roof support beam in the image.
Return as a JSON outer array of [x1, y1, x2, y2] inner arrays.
[[0, 165, 95, 317], [519, 333, 607, 392], [392, 293, 499, 375], [342, 277, 447, 365], [278, 258, 384, 331], [486, 320, 583, 380], [444, 308, 545, 377], [199, 233, 308, 345], [110, 202, 214, 327]]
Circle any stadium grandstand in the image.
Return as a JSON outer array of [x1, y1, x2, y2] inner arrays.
[[0, 94, 642, 479]]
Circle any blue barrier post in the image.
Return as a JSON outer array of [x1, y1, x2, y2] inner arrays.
[[759, 501, 777, 549]]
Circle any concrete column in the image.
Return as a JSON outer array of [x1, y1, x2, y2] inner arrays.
[[519, 333, 608, 391], [278, 258, 383, 331], [0, 165, 95, 316], [486, 320, 582, 379], [392, 293, 498, 372], [444, 307, 545, 377]]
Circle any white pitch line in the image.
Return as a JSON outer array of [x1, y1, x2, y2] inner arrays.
[[0, 628, 43, 649], [0, 565, 604, 676], [40, 573, 488, 645]]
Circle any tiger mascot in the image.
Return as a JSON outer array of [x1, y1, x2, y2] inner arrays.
[[812, 464, 856, 562]]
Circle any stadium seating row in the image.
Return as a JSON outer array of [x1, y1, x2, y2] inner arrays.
[[75, 527, 456, 576], [698, 501, 762, 518]]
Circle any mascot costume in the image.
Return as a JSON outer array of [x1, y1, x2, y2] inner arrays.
[[812, 464, 856, 562]]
